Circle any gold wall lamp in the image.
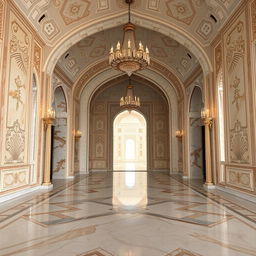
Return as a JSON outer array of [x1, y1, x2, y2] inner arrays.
[[201, 108, 213, 128], [175, 130, 184, 138], [74, 130, 82, 139], [43, 108, 55, 130]]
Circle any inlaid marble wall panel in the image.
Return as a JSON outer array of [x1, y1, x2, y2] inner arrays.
[[52, 86, 68, 179], [89, 79, 170, 171], [224, 11, 251, 165], [187, 83, 204, 179], [189, 117, 204, 179], [2, 11, 33, 165]]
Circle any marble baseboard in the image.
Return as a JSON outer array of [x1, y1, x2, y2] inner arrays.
[[0, 185, 41, 203], [217, 185, 256, 203]]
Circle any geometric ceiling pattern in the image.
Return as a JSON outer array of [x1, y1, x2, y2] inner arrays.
[[14, 0, 241, 47], [13, 0, 241, 82], [57, 26, 199, 83]]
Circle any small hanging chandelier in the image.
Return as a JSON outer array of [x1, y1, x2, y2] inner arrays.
[[120, 77, 140, 111], [109, 0, 150, 76]]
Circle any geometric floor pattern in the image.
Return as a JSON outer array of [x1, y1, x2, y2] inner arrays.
[[0, 171, 255, 255]]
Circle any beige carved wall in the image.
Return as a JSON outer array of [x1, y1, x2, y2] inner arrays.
[[89, 77, 170, 171], [0, 1, 44, 194], [212, 2, 256, 195]]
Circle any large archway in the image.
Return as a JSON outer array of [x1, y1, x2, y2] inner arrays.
[[113, 110, 147, 171], [88, 75, 171, 172]]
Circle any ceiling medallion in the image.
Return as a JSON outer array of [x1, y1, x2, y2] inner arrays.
[[120, 77, 140, 111], [109, 0, 150, 76]]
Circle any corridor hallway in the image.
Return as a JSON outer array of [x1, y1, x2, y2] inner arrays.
[[0, 172, 255, 256]]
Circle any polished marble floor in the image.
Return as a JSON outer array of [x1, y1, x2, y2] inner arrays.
[[0, 171, 256, 256]]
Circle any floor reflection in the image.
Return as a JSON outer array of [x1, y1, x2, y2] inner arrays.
[[112, 171, 147, 209]]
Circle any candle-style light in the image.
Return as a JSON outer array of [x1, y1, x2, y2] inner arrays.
[[120, 77, 140, 111], [109, 0, 150, 76]]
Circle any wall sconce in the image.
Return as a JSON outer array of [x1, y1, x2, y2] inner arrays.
[[175, 130, 183, 138], [43, 108, 55, 130], [74, 130, 82, 139], [201, 108, 213, 128]]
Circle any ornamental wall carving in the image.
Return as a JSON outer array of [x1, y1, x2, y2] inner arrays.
[[4, 12, 32, 164], [224, 12, 251, 164]]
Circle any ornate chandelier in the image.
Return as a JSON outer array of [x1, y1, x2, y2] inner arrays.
[[120, 78, 140, 111], [109, 0, 150, 76]]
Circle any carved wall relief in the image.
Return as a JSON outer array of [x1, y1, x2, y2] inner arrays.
[[4, 12, 32, 164], [224, 13, 251, 164]]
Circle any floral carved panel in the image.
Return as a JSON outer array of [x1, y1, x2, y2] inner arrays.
[[4, 12, 32, 164], [224, 12, 251, 164]]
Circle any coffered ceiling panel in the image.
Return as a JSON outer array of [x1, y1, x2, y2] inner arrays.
[[14, 0, 240, 47]]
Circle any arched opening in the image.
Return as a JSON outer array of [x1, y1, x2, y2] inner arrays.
[[88, 76, 171, 173], [30, 74, 39, 184], [217, 71, 225, 183], [113, 110, 147, 171], [51, 87, 68, 179], [189, 86, 205, 180]]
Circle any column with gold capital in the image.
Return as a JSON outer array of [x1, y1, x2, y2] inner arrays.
[[42, 108, 55, 186], [201, 108, 214, 188]]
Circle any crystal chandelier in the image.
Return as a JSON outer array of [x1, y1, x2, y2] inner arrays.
[[109, 0, 150, 76], [120, 78, 140, 111]]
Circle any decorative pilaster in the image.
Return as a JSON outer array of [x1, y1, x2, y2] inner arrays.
[[42, 109, 55, 186], [201, 108, 214, 188]]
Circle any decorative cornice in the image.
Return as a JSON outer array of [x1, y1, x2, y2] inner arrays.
[[184, 65, 203, 88]]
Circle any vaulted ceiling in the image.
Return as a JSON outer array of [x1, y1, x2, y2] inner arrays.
[[14, 0, 240, 46], [13, 0, 241, 83], [56, 26, 199, 83]]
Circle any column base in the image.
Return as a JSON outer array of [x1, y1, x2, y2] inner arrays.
[[203, 183, 215, 189], [182, 176, 188, 179], [41, 183, 53, 189]]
